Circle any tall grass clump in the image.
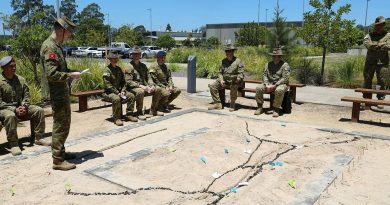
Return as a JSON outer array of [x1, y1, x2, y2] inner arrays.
[[333, 57, 364, 88], [291, 57, 322, 85], [167, 48, 194, 63], [196, 49, 224, 78], [68, 58, 105, 92]]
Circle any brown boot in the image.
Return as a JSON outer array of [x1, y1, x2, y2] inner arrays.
[[53, 159, 76, 171], [229, 102, 236, 112], [254, 107, 264, 115], [208, 103, 222, 110], [114, 119, 124, 126], [151, 109, 164, 116], [136, 110, 147, 121], [125, 114, 138, 122], [10, 142, 21, 156], [272, 108, 280, 117], [35, 136, 52, 146]]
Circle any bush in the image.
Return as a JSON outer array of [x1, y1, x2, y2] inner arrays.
[[68, 58, 105, 92], [332, 57, 364, 88], [168, 63, 182, 72], [291, 57, 322, 85]]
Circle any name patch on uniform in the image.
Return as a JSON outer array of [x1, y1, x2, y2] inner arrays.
[[48, 53, 57, 59]]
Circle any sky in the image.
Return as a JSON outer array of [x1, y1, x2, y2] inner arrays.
[[0, 0, 389, 33]]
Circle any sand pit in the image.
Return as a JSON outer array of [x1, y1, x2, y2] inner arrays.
[[1, 108, 389, 205]]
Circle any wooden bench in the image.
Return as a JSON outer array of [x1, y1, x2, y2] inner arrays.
[[71, 90, 104, 112], [341, 96, 390, 122], [221, 79, 305, 105], [354, 88, 390, 110]]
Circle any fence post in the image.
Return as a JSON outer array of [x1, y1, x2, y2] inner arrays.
[[187, 55, 196, 93]]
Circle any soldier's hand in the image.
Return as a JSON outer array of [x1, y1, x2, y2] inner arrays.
[[220, 80, 225, 87], [71, 72, 81, 80], [16, 106, 26, 116]]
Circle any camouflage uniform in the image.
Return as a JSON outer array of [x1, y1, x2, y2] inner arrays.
[[102, 64, 135, 120], [40, 36, 72, 161], [149, 62, 179, 107], [126, 61, 163, 112], [209, 57, 244, 104], [255, 61, 290, 109], [0, 74, 45, 146], [363, 31, 390, 100]]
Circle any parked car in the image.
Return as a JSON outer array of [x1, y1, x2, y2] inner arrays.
[[121, 48, 133, 59], [98, 42, 132, 57], [63, 46, 78, 57], [0, 45, 12, 51], [72, 47, 88, 57], [140, 46, 164, 58], [73, 47, 103, 58]]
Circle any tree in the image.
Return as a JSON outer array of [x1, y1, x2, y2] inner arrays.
[[156, 34, 176, 50], [269, 1, 296, 49], [166, 23, 172, 32], [60, 0, 77, 22], [115, 25, 144, 46], [182, 33, 193, 47], [206, 36, 220, 48], [297, 0, 356, 84], [10, 23, 49, 85], [193, 38, 203, 47], [78, 3, 104, 22], [134, 25, 146, 34], [235, 22, 269, 46], [74, 3, 106, 46]]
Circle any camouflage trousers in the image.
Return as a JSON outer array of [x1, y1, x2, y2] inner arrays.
[[102, 92, 136, 120], [0, 105, 45, 145], [160, 87, 181, 107], [51, 98, 71, 161], [149, 86, 169, 111], [128, 87, 145, 112], [209, 80, 238, 103], [363, 63, 389, 100], [255, 84, 287, 109]]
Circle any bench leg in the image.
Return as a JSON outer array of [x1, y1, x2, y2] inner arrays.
[[363, 93, 372, 110], [78, 96, 88, 112], [351, 102, 360, 122], [290, 87, 297, 103], [219, 89, 226, 106], [30, 120, 35, 145], [270, 94, 275, 109]]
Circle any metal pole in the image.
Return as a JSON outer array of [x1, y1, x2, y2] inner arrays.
[[107, 13, 111, 46], [302, 0, 305, 26], [364, 0, 370, 34], [265, 9, 268, 25], [56, 0, 60, 18], [147, 8, 152, 45], [257, 0, 261, 26]]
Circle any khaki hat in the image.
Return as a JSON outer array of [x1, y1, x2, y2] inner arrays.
[[374, 16, 386, 25], [106, 51, 122, 59], [224, 44, 237, 51], [269, 48, 283, 56], [55, 16, 76, 32], [132, 46, 142, 54]]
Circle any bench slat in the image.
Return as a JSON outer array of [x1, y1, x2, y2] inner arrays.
[[341, 96, 390, 106], [243, 80, 305, 87], [355, 88, 390, 95], [71, 89, 104, 97]]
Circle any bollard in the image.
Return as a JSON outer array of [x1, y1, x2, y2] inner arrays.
[[187, 55, 196, 93]]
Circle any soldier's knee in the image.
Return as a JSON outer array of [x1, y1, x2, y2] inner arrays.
[[4, 113, 17, 121], [112, 95, 121, 103], [175, 89, 181, 95]]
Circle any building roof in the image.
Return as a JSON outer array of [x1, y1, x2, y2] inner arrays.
[[206, 21, 303, 29]]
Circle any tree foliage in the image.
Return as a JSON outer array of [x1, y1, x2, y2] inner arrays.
[[74, 3, 106, 46], [114, 25, 144, 46], [156, 34, 176, 50], [235, 22, 269, 47], [166, 23, 172, 32], [206, 36, 220, 48], [269, 1, 296, 49], [60, 0, 77, 22]]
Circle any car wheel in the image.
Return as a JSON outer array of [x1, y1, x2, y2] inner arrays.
[[142, 54, 146, 59]]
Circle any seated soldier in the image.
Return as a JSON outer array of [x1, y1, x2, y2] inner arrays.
[[102, 52, 138, 126], [125, 46, 164, 117], [208, 44, 244, 112], [0, 56, 51, 156], [149, 51, 181, 113], [255, 48, 291, 117]]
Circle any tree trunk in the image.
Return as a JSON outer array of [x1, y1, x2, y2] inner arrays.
[[320, 46, 327, 85]]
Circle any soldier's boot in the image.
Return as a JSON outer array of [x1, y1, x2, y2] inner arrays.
[[125, 112, 138, 122], [151, 109, 164, 116], [9, 142, 21, 156], [208, 103, 222, 110], [272, 108, 280, 118], [53, 159, 76, 171], [229, 102, 236, 112], [376, 105, 384, 109], [114, 119, 124, 126], [254, 107, 264, 115], [159, 105, 171, 113], [136, 110, 147, 121], [35, 135, 52, 146], [65, 152, 77, 160]]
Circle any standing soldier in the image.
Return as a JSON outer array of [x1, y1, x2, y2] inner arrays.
[[102, 51, 138, 126], [149, 51, 181, 113], [255, 48, 290, 117], [125, 46, 164, 118], [40, 16, 80, 170], [0, 56, 51, 156], [363, 16, 389, 108], [208, 44, 244, 112]]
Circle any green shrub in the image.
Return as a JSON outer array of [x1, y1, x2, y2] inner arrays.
[[68, 58, 105, 92], [333, 57, 364, 88], [168, 63, 182, 72], [291, 57, 322, 85], [28, 84, 42, 105]]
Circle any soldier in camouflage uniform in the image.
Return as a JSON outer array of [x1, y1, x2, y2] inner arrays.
[[40, 16, 80, 171], [255, 48, 290, 117], [363, 16, 389, 108], [208, 44, 244, 112], [125, 46, 164, 118], [149, 51, 180, 113], [103, 52, 138, 126], [0, 56, 50, 156]]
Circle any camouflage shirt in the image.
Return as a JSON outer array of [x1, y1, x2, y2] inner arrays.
[[125, 61, 155, 89], [149, 62, 173, 88], [0, 73, 30, 112], [103, 64, 126, 94], [218, 57, 245, 83], [263, 61, 290, 86], [363, 31, 390, 65], [40, 36, 71, 101]]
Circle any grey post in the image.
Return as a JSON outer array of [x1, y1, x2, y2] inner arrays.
[[187, 55, 197, 93]]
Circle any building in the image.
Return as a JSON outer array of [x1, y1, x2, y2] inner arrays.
[[144, 31, 204, 46], [206, 21, 303, 44]]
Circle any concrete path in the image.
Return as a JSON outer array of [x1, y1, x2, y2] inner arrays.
[[172, 76, 389, 107]]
